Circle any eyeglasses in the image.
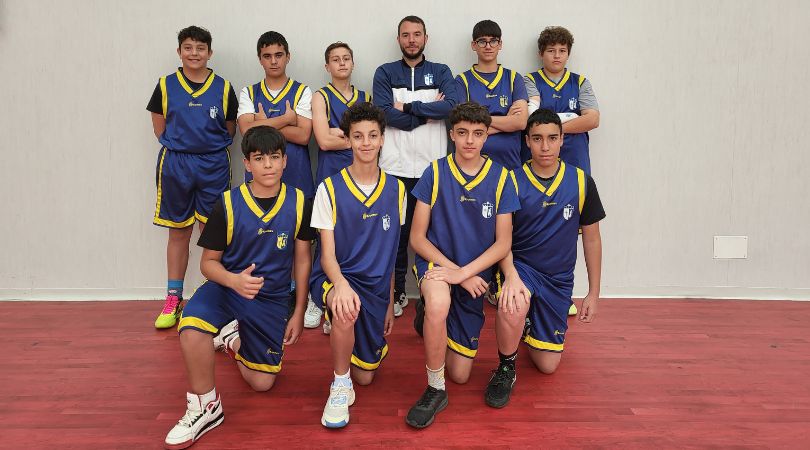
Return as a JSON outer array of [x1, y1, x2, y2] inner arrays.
[[474, 38, 501, 48]]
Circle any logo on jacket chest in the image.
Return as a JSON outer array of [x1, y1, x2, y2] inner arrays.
[[424, 73, 434, 86]]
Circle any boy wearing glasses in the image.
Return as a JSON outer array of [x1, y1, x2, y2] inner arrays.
[[453, 20, 528, 171]]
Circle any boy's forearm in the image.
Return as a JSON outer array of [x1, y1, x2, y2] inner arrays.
[[460, 235, 511, 280], [279, 124, 311, 146], [498, 252, 519, 279], [562, 109, 599, 134], [293, 242, 312, 314], [200, 259, 234, 291], [490, 113, 527, 133], [582, 227, 602, 296], [410, 234, 459, 270]]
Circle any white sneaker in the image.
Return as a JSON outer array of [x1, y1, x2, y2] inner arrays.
[[321, 380, 355, 428], [213, 320, 239, 353], [393, 301, 403, 318], [323, 318, 332, 335], [304, 297, 323, 329], [396, 291, 409, 308], [164, 393, 224, 449]]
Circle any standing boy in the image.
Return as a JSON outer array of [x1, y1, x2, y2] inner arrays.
[[405, 102, 519, 428], [373, 15, 458, 311], [163, 126, 314, 449], [494, 109, 604, 408], [305, 42, 373, 330], [147, 25, 238, 329], [310, 102, 405, 428], [454, 20, 528, 171], [237, 31, 314, 199]]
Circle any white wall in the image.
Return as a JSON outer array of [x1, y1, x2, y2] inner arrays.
[[1, 0, 808, 300]]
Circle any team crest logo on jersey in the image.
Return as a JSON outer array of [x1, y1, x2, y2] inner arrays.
[[276, 232, 288, 249], [563, 204, 574, 221], [482, 202, 494, 218], [424, 73, 434, 86], [499, 95, 508, 108], [382, 214, 391, 231], [569, 98, 577, 110], [209, 106, 219, 118]]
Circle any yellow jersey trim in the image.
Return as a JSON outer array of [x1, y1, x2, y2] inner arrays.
[[318, 88, 330, 118], [194, 212, 209, 224], [159, 77, 168, 117], [430, 160, 439, 207], [322, 280, 334, 318], [522, 161, 566, 196], [175, 69, 215, 97], [510, 170, 519, 196], [292, 83, 305, 109], [364, 92, 372, 102], [235, 353, 281, 374], [526, 73, 536, 86], [350, 344, 389, 371], [577, 168, 586, 214], [458, 73, 470, 102], [470, 64, 504, 91], [294, 188, 304, 238], [248, 85, 254, 102], [324, 177, 337, 225], [364, 171, 386, 208], [524, 334, 564, 352], [547, 161, 566, 196], [397, 179, 406, 225], [447, 337, 477, 358], [510, 70, 517, 91], [537, 68, 571, 92], [153, 148, 195, 228], [178, 316, 218, 334], [326, 83, 359, 107], [260, 78, 293, 105], [340, 168, 386, 208], [578, 74, 586, 87], [222, 80, 230, 117], [224, 191, 234, 246], [447, 154, 493, 191], [153, 216, 195, 228], [494, 167, 509, 212], [239, 183, 288, 222]]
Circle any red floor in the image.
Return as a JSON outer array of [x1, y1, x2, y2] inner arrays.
[[2, 298, 810, 449]]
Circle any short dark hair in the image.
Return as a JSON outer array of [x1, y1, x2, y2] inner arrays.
[[177, 26, 212, 49], [324, 42, 353, 63], [241, 126, 286, 159], [398, 15, 426, 34], [526, 108, 562, 134], [256, 31, 289, 56], [449, 102, 492, 128], [472, 20, 501, 40], [339, 102, 386, 136], [537, 26, 574, 53]]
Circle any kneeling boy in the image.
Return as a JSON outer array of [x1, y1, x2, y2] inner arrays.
[[164, 126, 314, 449]]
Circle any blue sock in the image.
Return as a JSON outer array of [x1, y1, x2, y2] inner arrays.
[[168, 279, 184, 298]]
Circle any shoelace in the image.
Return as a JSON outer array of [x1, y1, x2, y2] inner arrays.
[[490, 366, 514, 388], [178, 407, 204, 427], [305, 300, 319, 316], [161, 295, 180, 314], [329, 385, 351, 407], [416, 387, 443, 407]]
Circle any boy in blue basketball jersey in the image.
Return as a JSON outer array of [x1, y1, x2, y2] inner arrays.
[[237, 31, 314, 199], [490, 109, 604, 409], [146, 26, 238, 330], [163, 126, 315, 449], [304, 42, 373, 331], [454, 20, 528, 171], [524, 26, 600, 175], [310, 103, 405, 428], [405, 102, 519, 428]]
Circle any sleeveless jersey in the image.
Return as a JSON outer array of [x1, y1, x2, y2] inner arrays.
[[315, 84, 371, 185]]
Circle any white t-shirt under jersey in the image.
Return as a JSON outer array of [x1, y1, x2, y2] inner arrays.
[[311, 181, 407, 231], [237, 84, 313, 119]]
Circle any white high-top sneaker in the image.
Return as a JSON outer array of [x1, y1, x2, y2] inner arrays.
[[164, 392, 224, 449]]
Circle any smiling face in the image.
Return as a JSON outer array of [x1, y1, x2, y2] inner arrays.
[[259, 44, 290, 79], [244, 150, 286, 189], [398, 20, 427, 61], [348, 120, 384, 165], [450, 120, 488, 162], [526, 122, 563, 169], [325, 46, 353, 81], [177, 38, 211, 71]]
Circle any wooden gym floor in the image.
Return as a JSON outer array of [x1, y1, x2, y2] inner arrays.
[[2, 298, 809, 448]]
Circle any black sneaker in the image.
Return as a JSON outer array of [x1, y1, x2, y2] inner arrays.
[[484, 364, 516, 408], [413, 296, 425, 337], [405, 386, 448, 428], [523, 317, 531, 339], [394, 289, 409, 308]]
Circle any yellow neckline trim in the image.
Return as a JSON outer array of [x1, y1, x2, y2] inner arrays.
[[537, 68, 570, 92], [239, 183, 287, 222], [260, 78, 293, 105], [340, 168, 386, 208], [175, 69, 215, 97], [326, 83, 359, 106], [447, 154, 493, 191], [522, 161, 566, 196], [470, 65, 504, 90]]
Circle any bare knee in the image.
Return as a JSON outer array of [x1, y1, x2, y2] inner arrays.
[[530, 350, 561, 374], [422, 285, 451, 324], [445, 353, 473, 384], [497, 308, 528, 329], [351, 367, 375, 386], [180, 329, 212, 348], [446, 367, 470, 385], [245, 374, 276, 392], [168, 226, 193, 243], [330, 313, 356, 332]]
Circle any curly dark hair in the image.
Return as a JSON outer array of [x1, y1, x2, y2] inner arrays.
[[177, 25, 212, 48], [339, 102, 386, 136], [449, 102, 492, 128], [537, 26, 574, 53]]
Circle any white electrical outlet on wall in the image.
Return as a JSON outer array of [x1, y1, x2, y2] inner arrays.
[[713, 236, 748, 259]]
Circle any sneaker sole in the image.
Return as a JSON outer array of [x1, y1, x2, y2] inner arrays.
[[485, 376, 516, 409], [164, 412, 224, 450], [321, 417, 349, 428], [304, 321, 321, 329], [405, 396, 448, 429]]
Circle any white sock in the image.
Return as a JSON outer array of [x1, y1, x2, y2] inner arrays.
[[333, 370, 352, 387], [427, 364, 446, 391], [199, 387, 217, 405]]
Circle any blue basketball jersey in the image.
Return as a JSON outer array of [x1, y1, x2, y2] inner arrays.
[[413, 154, 520, 280], [247, 79, 314, 198], [220, 183, 304, 299], [315, 84, 371, 185], [457, 66, 523, 170], [158, 70, 233, 154], [311, 169, 404, 302], [511, 160, 586, 279], [526, 69, 591, 173]]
